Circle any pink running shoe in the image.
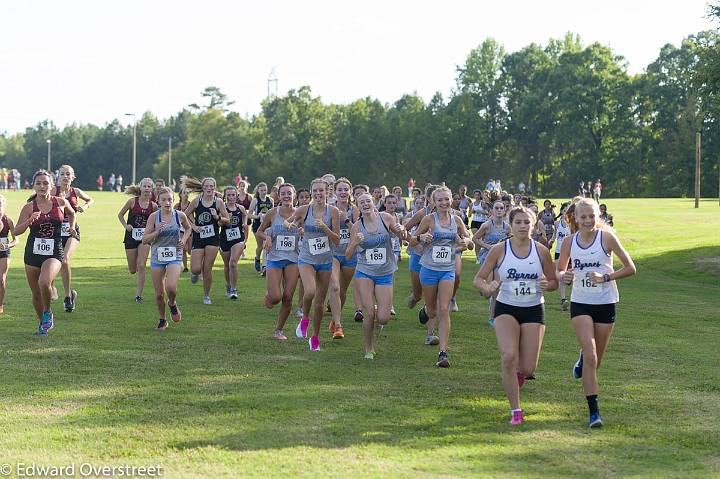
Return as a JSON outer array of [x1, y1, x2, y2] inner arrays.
[[510, 409, 524, 426], [296, 316, 310, 338], [517, 372, 525, 389], [309, 335, 320, 351]]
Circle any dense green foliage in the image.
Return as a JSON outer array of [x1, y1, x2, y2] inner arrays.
[[2, 33, 719, 197], [0, 193, 718, 478]]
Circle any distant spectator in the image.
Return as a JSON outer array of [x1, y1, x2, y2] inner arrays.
[[578, 181, 587, 197], [97, 175, 103, 191], [235, 172, 243, 187], [586, 180, 593, 198], [0, 168, 6, 190], [518, 181, 526, 194], [14, 170, 21, 191], [108, 173, 116, 192], [170, 178, 176, 191], [116, 174, 123, 192], [8, 170, 14, 191], [593, 179, 602, 202], [486, 178, 495, 191], [407, 177, 415, 197]]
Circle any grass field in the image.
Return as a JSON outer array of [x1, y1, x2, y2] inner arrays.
[[0, 193, 718, 478]]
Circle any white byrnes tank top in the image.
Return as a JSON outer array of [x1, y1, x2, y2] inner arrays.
[[554, 218, 571, 256], [496, 240, 544, 307], [569, 230, 619, 304]]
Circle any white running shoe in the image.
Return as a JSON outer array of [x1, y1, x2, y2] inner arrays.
[[203, 296, 212, 305]]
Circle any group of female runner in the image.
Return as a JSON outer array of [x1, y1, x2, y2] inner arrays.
[[8, 169, 636, 430]]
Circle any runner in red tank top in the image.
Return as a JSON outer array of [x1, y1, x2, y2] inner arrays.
[[0, 195, 18, 314], [117, 178, 157, 303], [54, 165, 94, 312], [14, 170, 76, 336]]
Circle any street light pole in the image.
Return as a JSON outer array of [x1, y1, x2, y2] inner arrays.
[[168, 137, 172, 186], [125, 113, 137, 184], [46, 139, 51, 171]]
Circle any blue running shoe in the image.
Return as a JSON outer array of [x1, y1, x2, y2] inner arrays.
[[254, 257, 261, 272], [573, 351, 584, 379], [589, 412, 603, 428], [41, 311, 54, 332], [36, 323, 48, 336]]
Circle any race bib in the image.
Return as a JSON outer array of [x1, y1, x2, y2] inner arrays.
[[61, 222, 71, 237], [131, 228, 145, 241], [33, 238, 54, 256], [365, 247, 387, 265], [225, 227, 241, 242], [339, 229, 350, 245], [276, 235, 296, 251], [199, 224, 215, 239], [432, 246, 452, 264], [573, 276, 604, 295], [309, 236, 329, 255], [507, 280, 537, 303], [157, 246, 176, 262]]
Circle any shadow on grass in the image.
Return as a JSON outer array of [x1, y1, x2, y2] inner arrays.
[[0, 251, 719, 475]]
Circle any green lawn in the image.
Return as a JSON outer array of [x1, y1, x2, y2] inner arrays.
[[0, 193, 718, 478]]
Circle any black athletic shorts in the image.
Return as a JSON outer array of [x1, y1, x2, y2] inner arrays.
[[219, 236, 245, 253], [494, 301, 545, 325], [192, 232, 220, 250], [570, 302, 616, 324], [24, 238, 64, 268], [471, 220, 485, 230]]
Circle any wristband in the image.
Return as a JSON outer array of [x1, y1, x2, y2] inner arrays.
[[603, 273, 611, 283]]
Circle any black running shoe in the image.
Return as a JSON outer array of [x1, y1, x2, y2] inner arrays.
[[354, 309, 364, 322], [418, 305, 429, 325], [64, 289, 77, 312]]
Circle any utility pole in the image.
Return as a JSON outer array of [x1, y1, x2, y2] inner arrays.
[[695, 131, 701, 208]]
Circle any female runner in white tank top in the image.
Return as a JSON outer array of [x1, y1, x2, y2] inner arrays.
[[474, 206, 557, 426], [557, 198, 636, 428]]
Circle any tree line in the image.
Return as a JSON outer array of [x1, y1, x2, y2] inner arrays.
[[1, 31, 718, 198]]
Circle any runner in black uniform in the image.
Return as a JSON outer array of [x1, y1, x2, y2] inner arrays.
[[219, 185, 248, 300], [248, 182, 274, 275], [117, 178, 157, 303], [15, 170, 76, 336], [183, 176, 229, 305]]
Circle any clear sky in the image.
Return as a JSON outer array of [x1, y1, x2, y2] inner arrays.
[[1, 0, 715, 134]]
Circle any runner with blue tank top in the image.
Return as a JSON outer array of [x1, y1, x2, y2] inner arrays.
[[283, 178, 340, 352], [327, 178, 358, 340], [472, 200, 511, 325], [256, 183, 301, 341], [380, 194, 404, 316], [142, 187, 192, 331], [474, 206, 558, 426], [345, 193, 406, 359], [219, 186, 248, 300], [183, 176, 230, 305], [557, 198, 636, 429], [404, 184, 439, 319], [411, 186, 472, 368]]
